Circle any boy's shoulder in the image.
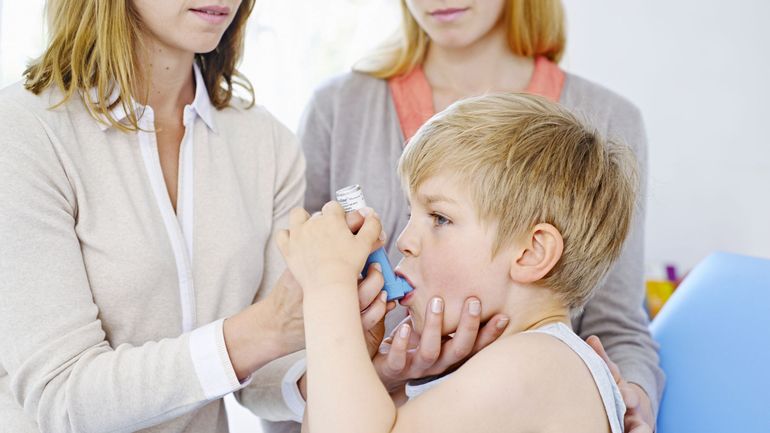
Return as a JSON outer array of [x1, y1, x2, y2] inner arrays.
[[464, 329, 613, 404], [461, 330, 586, 393], [398, 330, 610, 433]]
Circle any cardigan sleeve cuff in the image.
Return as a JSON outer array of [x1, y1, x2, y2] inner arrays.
[[189, 319, 253, 399]]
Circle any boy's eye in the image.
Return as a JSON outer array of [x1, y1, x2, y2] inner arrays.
[[431, 213, 451, 226]]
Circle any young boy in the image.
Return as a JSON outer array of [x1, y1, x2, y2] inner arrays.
[[277, 93, 637, 433]]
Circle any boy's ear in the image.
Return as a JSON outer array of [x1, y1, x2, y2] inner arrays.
[[509, 223, 564, 284]]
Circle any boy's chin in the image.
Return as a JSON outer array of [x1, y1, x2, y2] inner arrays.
[[408, 313, 457, 338]]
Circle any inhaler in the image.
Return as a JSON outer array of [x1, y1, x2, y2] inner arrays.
[[335, 185, 413, 301]]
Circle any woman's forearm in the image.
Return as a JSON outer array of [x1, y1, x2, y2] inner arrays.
[[224, 300, 294, 381], [303, 286, 396, 433]]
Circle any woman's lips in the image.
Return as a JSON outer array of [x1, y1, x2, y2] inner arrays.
[[190, 6, 230, 24], [429, 7, 469, 23]]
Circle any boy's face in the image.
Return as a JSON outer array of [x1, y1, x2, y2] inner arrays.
[[395, 174, 514, 334]]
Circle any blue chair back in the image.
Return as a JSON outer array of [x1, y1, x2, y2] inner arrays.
[[651, 252, 770, 432]]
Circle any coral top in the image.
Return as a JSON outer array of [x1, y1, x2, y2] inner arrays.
[[388, 56, 566, 142]]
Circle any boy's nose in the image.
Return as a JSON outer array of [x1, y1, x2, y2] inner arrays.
[[396, 221, 420, 257]]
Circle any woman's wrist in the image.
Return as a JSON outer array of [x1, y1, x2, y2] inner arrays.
[[223, 302, 290, 381]]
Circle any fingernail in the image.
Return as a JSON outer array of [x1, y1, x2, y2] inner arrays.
[[468, 300, 481, 316], [399, 324, 411, 338], [496, 317, 509, 330], [358, 207, 372, 217], [379, 229, 387, 242], [379, 342, 391, 354], [379, 290, 388, 302], [373, 262, 382, 272], [431, 297, 443, 314]]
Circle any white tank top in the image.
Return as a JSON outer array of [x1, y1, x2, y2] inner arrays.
[[405, 322, 625, 433]]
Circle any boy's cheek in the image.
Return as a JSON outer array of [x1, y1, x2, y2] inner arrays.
[[441, 304, 465, 335]]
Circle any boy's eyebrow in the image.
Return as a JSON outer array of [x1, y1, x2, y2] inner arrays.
[[422, 193, 458, 205]]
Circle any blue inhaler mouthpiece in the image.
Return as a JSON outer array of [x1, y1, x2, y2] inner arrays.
[[363, 248, 413, 301], [336, 185, 414, 301]]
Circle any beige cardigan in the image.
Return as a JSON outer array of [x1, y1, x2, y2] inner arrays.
[[0, 78, 304, 432]]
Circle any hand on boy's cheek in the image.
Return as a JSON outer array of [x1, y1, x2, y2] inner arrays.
[[586, 336, 655, 433], [373, 298, 509, 393]]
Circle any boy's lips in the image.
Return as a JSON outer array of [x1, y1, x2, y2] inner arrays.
[[400, 290, 415, 304], [394, 268, 417, 304]]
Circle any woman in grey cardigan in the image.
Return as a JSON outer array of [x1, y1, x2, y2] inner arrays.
[[262, 1, 662, 432]]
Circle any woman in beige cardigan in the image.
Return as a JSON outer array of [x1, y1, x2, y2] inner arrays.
[[0, 1, 388, 431]]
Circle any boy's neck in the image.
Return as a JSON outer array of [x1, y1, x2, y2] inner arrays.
[[499, 288, 572, 337]]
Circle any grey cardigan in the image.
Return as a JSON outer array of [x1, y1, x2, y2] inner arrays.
[[299, 71, 664, 415]]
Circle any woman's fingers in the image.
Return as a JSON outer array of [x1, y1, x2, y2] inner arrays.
[[432, 298, 481, 371], [619, 382, 641, 409], [358, 263, 384, 310], [386, 315, 413, 338], [470, 313, 509, 354], [412, 297, 443, 370], [361, 291, 388, 331], [385, 323, 411, 375], [586, 335, 623, 384], [625, 413, 653, 433], [379, 336, 393, 354]]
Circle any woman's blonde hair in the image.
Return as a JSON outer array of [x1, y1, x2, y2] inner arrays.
[[24, 0, 255, 131], [355, 0, 565, 79], [399, 93, 638, 309]]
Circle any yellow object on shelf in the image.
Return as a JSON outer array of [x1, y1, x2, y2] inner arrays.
[[646, 280, 676, 319]]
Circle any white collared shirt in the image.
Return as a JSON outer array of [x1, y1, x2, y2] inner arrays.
[[97, 65, 247, 396]]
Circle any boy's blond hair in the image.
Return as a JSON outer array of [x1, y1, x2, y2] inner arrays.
[[398, 94, 639, 309]]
